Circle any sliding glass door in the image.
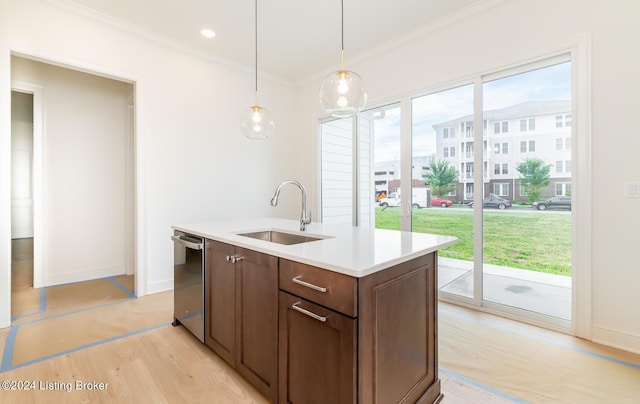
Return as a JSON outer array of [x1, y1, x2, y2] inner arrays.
[[319, 54, 575, 327]]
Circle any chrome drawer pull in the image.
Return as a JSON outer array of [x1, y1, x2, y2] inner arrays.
[[292, 276, 327, 293], [292, 302, 327, 322]]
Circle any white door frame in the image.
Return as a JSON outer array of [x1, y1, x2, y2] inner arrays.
[[1, 50, 145, 329], [11, 81, 44, 288]]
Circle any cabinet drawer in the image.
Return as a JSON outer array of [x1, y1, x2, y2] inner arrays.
[[279, 259, 357, 317]]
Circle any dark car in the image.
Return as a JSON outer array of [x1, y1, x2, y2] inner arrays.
[[468, 194, 512, 209], [532, 196, 571, 211], [430, 197, 453, 207]]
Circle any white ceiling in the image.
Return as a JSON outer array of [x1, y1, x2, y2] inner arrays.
[[57, 0, 485, 82]]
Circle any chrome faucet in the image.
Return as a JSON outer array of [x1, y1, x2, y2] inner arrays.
[[270, 180, 312, 231]]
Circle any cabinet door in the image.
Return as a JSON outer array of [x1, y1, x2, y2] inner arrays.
[[235, 247, 279, 402], [279, 291, 356, 404], [204, 240, 236, 365], [359, 253, 440, 404]]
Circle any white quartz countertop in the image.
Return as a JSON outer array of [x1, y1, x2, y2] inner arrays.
[[173, 218, 457, 278]]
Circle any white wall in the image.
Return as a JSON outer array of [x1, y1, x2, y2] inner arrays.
[[297, 0, 640, 353], [0, 0, 299, 327], [12, 57, 132, 286]]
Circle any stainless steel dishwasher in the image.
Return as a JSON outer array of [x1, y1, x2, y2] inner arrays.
[[171, 230, 204, 342]]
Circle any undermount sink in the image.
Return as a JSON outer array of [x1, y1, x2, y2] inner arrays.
[[237, 229, 329, 245]]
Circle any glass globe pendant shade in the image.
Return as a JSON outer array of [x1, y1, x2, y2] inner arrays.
[[240, 105, 275, 139], [319, 69, 367, 118]]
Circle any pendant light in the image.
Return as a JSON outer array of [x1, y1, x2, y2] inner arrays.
[[240, 0, 274, 139], [319, 0, 367, 118]]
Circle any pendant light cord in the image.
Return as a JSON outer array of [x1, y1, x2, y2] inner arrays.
[[254, 0, 258, 105], [340, 0, 344, 70]]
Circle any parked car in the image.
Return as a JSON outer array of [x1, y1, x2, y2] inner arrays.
[[532, 196, 571, 211], [468, 194, 512, 209], [431, 197, 453, 207]]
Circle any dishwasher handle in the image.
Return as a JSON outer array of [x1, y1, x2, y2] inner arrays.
[[171, 235, 204, 250]]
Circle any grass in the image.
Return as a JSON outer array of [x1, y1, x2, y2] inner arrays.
[[375, 207, 571, 276]]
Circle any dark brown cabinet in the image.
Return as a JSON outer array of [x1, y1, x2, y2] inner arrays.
[[279, 253, 441, 404], [278, 291, 356, 404], [204, 240, 279, 402], [204, 239, 441, 404]]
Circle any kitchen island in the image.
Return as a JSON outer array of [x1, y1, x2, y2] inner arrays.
[[172, 218, 457, 404]]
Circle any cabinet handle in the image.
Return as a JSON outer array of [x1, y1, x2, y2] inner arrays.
[[292, 276, 327, 293], [292, 302, 327, 322], [225, 255, 244, 264]]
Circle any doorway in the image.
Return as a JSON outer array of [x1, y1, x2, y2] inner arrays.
[[10, 56, 136, 322]]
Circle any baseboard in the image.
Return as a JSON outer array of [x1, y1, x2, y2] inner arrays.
[[591, 326, 640, 355], [42, 265, 126, 287]]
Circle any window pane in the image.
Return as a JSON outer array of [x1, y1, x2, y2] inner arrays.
[[482, 61, 572, 319], [412, 84, 474, 299], [320, 118, 353, 225]]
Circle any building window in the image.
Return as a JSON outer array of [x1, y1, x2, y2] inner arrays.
[[450, 146, 456, 157], [502, 121, 508, 132], [443, 128, 449, 138], [529, 118, 535, 130], [502, 142, 508, 154], [502, 163, 509, 174], [565, 160, 572, 173], [565, 114, 572, 127], [529, 140, 536, 152], [494, 122, 500, 133], [493, 183, 510, 196], [450, 127, 456, 138], [520, 141, 527, 153], [556, 115, 563, 128], [565, 137, 572, 150], [556, 182, 572, 196], [443, 147, 449, 158], [520, 119, 527, 131], [556, 138, 563, 151], [494, 164, 500, 175], [556, 161, 563, 173]]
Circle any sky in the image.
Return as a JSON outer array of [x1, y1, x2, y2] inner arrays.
[[372, 61, 572, 162]]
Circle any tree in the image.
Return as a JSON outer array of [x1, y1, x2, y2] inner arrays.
[[423, 159, 459, 197], [516, 158, 552, 203]]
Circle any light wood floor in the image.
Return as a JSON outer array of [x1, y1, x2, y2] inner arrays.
[[3, 239, 640, 403]]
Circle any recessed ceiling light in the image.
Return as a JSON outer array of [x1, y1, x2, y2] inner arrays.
[[201, 29, 216, 38]]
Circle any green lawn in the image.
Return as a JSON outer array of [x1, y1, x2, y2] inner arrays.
[[375, 207, 571, 276]]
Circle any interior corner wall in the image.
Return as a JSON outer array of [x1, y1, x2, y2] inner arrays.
[[11, 56, 132, 286], [0, 0, 298, 328], [296, 0, 640, 353]]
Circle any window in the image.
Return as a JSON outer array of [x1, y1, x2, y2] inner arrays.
[[494, 142, 508, 154], [520, 140, 536, 152], [529, 118, 535, 130], [556, 182, 572, 196], [565, 114, 572, 127], [494, 122, 500, 133], [520, 118, 535, 131], [502, 163, 508, 174], [443, 128, 449, 138], [493, 183, 510, 196], [556, 161, 563, 173], [443, 147, 449, 158], [450, 127, 456, 138], [565, 137, 572, 150], [565, 160, 572, 173], [520, 119, 527, 131], [556, 115, 563, 128], [556, 138, 563, 150], [450, 146, 456, 157], [494, 163, 500, 175], [502, 121, 508, 132]]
